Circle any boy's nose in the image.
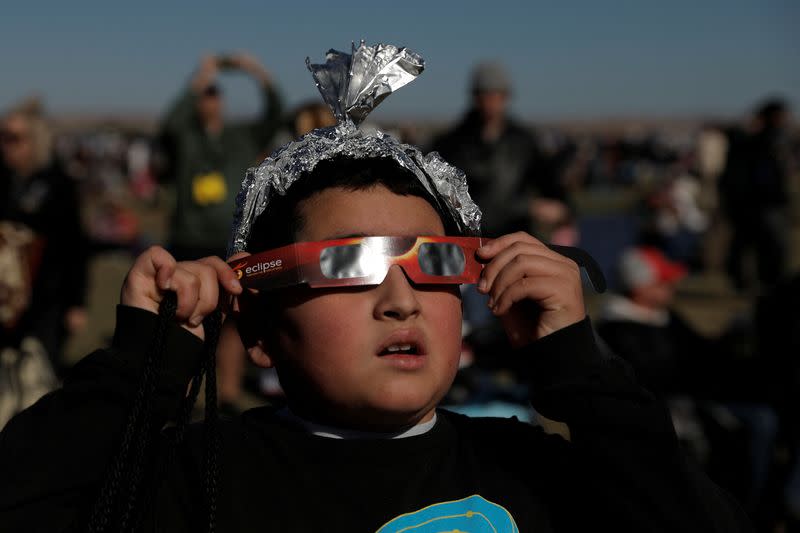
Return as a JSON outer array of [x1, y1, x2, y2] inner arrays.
[[373, 265, 421, 321]]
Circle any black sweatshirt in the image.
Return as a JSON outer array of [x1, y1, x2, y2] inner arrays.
[[0, 306, 752, 532]]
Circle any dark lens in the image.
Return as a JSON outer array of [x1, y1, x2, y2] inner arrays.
[[418, 243, 466, 276], [203, 84, 221, 97], [0, 132, 22, 144], [320, 244, 374, 279]]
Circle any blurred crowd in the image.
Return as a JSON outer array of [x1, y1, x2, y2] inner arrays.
[[1, 53, 798, 531]]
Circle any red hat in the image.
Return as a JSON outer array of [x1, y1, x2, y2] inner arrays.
[[618, 246, 687, 290]]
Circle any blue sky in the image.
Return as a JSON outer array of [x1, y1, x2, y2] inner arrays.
[[2, 1, 798, 120]]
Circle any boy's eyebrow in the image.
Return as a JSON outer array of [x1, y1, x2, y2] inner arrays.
[[324, 232, 372, 240], [323, 232, 439, 240]]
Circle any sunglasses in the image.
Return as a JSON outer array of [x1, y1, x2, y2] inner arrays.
[[229, 236, 606, 293], [0, 131, 26, 145]]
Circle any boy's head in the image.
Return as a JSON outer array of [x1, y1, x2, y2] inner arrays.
[[238, 156, 465, 430]]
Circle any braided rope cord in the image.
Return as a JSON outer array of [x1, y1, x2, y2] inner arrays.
[[82, 294, 223, 533], [85, 293, 178, 533], [202, 311, 222, 533]]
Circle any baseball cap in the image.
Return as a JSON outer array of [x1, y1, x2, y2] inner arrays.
[[617, 246, 687, 290], [470, 61, 511, 94]]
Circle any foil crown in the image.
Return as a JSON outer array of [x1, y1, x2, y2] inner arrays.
[[307, 41, 424, 125], [228, 42, 482, 256]]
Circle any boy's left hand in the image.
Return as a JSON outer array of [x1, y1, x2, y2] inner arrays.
[[477, 232, 585, 348]]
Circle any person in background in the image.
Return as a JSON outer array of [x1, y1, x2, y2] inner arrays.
[[157, 52, 283, 260], [0, 101, 89, 425], [262, 100, 337, 160], [432, 62, 575, 350], [596, 246, 703, 396], [597, 246, 778, 522], [718, 98, 793, 292], [431, 61, 572, 241]]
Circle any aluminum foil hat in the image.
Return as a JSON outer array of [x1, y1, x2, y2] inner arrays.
[[228, 41, 482, 256]]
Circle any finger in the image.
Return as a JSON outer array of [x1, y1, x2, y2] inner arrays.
[[170, 267, 202, 322], [198, 255, 243, 295], [479, 240, 575, 294], [487, 253, 578, 307], [225, 252, 251, 314], [148, 246, 177, 291], [476, 232, 546, 260], [180, 262, 223, 326], [491, 274, 580, 317]]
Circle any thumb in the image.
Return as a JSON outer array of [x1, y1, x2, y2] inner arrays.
[[226, 251, 251, 314]]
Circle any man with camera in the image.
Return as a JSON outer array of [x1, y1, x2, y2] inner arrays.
[[157, 53, 283, 261]]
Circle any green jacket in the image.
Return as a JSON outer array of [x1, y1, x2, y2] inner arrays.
[[159, 85, 283, 253]]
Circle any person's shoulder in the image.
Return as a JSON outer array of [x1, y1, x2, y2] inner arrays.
[[431, 113, 479, 148]]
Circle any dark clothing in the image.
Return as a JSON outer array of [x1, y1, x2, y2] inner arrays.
[[0, 306, 751, 532], [718, 126, 793, 287], [596, 296, 778, 514], [595, 298, 760, 402], [720, 128, 792, 211], [158, 85, 283, 255], [0, 163, 88, 362], [432, 111, 565, 237], [596, 308, 713, 398], [756, 274, 800, 440]]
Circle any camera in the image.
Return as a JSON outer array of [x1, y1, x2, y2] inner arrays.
[[217, 55, 236, 70]]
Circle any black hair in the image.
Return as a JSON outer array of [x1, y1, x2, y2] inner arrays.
[[245, 156, 460, 253], [756, 97, 789, 128]]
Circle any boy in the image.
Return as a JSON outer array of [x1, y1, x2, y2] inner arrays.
[[0, 43, 750, 532]]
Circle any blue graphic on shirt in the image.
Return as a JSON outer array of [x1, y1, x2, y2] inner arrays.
[[376, 494, 519, 532]]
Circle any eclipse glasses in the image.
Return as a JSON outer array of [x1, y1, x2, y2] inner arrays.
[[228, 236, 606, 293]]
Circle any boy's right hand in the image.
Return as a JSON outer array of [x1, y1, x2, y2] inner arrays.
[[120, 246, 243, 340]]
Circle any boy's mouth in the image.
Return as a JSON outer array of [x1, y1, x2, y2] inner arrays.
[[379, 343, 421, 356], [376, 330, 427, 358]]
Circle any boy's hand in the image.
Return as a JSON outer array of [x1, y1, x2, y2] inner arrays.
[[477, 232, 585, 348], [120, 246, 242, 340]]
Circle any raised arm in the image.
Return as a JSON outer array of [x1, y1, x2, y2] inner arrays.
[[228, 52, 284, 147], [0, 247, 242, 532], [477, 232, 752, 532]]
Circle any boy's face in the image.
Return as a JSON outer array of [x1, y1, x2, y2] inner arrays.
[[258, 185, 463, 430]]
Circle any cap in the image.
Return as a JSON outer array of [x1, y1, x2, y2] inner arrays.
[[617, 246, 687, 290], [470, 61, 511, 94]]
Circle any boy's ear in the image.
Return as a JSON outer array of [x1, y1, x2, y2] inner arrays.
[[234, 292, 276, 369]]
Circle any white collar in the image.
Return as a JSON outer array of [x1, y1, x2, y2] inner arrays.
[[600, 294, 670, 326], [276, 408, 438, 440]]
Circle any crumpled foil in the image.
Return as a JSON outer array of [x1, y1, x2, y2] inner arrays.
[[228, 42, 482, 256]]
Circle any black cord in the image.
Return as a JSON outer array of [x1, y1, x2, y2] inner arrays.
[[86, 293, 178, 533], [83, 295, 223, 533], [202, 311, 222, 533]]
